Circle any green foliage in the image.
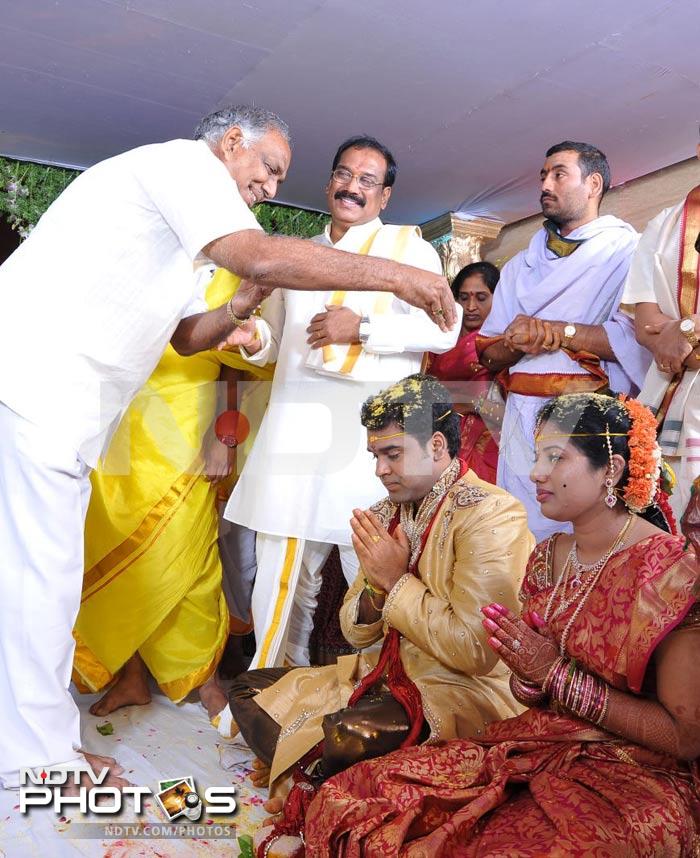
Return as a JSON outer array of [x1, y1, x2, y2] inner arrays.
[[254, 201, 328, 238], [237, 834, 255, 858], [0, 154, 328, 240], [0, 156, 78, 239]]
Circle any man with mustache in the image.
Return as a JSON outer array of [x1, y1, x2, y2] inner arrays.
[[222, 374, 531, 822], [476, 141, 650, 541], [220, 136, 461, 678], [0, 107, 456, 793]]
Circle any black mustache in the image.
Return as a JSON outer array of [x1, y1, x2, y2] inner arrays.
[[334, 190, 365, 207], [540, 193, 555, 203]]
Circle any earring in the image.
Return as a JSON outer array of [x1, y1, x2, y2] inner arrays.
[[604, 476, 618, 508], [604, 423, 617, 508]]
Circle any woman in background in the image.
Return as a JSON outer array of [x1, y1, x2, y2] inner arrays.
[[427, 261, 502, 483]]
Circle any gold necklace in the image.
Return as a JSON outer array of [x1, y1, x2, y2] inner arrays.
[[544, 514, 634, 656]]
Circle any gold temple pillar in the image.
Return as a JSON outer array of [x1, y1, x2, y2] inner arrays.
[[421, 213, 504, 281]]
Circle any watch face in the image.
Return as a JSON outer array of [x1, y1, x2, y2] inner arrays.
[[680, 318, 694, 333], [564, 324, 576, 337]]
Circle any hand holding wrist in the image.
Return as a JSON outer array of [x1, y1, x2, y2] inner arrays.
[[228, 293, 255, 322]]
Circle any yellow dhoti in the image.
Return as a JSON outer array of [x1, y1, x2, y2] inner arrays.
[[73, 269, 273, 700]]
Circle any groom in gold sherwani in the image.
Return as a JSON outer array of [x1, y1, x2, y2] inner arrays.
[[223, 374, 534, 806]]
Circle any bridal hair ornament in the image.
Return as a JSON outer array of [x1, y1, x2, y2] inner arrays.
[[603, 425, 618, 509], [535, 393, 662, 513], [619, 395, 661, 513]]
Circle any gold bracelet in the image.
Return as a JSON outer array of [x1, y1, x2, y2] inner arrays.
[[365, 588, 385, 612], [226, 297, 251, 328], [363, 577, 385, 612]]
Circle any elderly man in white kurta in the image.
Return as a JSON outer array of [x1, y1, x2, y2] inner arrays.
[[478, 141, 649, 541], [620, 160, 700, 520], [224, 136, 459, 669], [0, 110, 455, 791]]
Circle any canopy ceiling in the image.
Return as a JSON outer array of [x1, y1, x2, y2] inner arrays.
[[1, 0, 698, 225]]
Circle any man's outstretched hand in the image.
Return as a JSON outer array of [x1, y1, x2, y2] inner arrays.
[[393, 270, 456, 331]]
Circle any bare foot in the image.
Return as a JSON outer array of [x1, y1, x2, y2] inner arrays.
[[250, 757, 271, 788], [81, 751, 125, 777], [199, 671, 228, 719], [262, 796, 284, 815], [62, 752, 130, 793], [89, 653, 151, 716]]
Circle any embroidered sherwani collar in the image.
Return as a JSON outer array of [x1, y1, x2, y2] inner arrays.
[[399, 458, 462, 568]]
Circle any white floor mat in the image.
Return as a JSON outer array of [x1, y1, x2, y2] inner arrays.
[[0, 687, 268, 858]]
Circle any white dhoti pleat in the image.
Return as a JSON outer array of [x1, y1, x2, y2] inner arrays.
[[0, 403, 90, 788], [251, 534, 359, 669]]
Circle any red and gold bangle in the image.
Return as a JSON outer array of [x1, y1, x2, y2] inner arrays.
[[510, 673, 547, 706]]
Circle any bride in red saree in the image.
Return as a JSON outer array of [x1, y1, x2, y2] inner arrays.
[[302, 393, 700, 857]]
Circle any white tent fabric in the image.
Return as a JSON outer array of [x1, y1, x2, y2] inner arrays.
[[1, 0, 698, 225]]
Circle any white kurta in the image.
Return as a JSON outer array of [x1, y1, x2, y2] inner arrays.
[[224, 217, 458, 545], [0, 139, 261, 467], [223, 218, 459, 668], [622, 202, 700, 517], [480, 216, 645, 541], [0, 139, 260, 788]]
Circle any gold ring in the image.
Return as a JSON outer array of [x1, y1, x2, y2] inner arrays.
[[433, 308, 445, 317], [371, 535, 381, 543]]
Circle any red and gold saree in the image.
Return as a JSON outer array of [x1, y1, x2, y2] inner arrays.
[[304, 533, 700, 857], [427, 330, 499, 485]]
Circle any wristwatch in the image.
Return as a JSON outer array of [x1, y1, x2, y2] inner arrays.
[[358, 315, 371, 345], [562, 323, 577, 350], [679, 317, 699, 349]]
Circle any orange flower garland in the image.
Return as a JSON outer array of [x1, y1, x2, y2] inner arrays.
[[618, 394, 661, 513]]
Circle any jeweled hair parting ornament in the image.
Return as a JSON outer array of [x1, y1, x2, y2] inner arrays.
[[535, 392, 663, 514], [603, 424, 618, 508]]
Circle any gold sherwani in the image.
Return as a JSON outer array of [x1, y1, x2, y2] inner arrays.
[[254, 469, 534, 787]]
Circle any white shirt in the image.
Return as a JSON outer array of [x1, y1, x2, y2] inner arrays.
[[621, 201, 699, 463], [224, 217, 460, 545], [621, 204, 680, 306], [0, 139, 261, 466]]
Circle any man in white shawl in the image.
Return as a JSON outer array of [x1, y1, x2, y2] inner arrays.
[[620, 139, 700, 520], [478, 141, 650, 540], [221, 136, 459, 677]]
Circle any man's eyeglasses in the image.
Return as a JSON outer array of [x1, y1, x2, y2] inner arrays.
[[331, 167, 384, 191]]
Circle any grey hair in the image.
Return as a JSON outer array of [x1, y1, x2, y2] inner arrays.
[[194, 105, 290, 148]]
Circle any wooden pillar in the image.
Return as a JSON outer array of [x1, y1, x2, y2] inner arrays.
[[421, 213, 504, 281]]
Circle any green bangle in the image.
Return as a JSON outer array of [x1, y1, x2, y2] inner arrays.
[[363, 577, 385, 597]]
